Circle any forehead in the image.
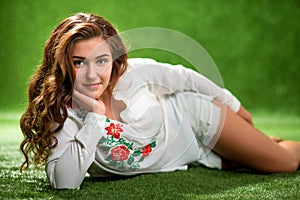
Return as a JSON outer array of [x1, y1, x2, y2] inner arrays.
[[72, 37, 111, 57]]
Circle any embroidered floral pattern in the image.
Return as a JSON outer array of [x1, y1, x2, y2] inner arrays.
[[142, 144, 153, 157], [105, 123, 123, 139], [72, 107, 88, 121], [110, 145, 130, 161], [99, 119, 156, 171]]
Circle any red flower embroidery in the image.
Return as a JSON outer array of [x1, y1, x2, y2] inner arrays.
[[110, 145, 130, 161], [105, 123, 123, 139], [142, 144, 152, 157]]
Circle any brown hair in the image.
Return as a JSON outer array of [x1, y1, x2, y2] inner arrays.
[[19, 13, 128, 170]]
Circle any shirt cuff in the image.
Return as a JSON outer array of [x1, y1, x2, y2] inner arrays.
[[231, 98, 241, 113], [74, 112, 107, 152]]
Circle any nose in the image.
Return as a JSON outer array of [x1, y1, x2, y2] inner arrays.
[[86, 63, 98, 81]]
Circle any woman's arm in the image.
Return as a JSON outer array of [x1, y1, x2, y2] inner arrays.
[[46, 113, 107, 189], [46, 92, 107, 189], [126, 58, 241, 112], [46, 90, 163, 189]]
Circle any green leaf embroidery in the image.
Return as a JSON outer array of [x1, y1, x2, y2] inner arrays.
[[127, 156, 134, 165], [109, 160, 117, 167], [138, 156, 145, 162], [105, 155, 112, 162], [150, 141, 156, 148], [133, 150, 142, 157]]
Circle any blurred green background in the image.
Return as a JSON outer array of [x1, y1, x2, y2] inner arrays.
[[0, 0, 299, 114]]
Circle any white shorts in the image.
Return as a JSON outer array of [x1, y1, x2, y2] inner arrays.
[[185, 93, 221, 144], [176, 92, 223, 169]]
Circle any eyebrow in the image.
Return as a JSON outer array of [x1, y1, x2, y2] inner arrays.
[[72, 54, 111, 59]]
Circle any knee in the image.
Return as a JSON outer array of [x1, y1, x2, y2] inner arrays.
[[275, 142, 300, 173], [274, 154, 298, 173], [283, 156, 298, 173], [259, 151, 298, 173]]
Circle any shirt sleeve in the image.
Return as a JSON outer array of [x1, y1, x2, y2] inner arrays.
[[46, 105, 163, 189], [46, 112, 107, 189], [125, 58, 241, 112]]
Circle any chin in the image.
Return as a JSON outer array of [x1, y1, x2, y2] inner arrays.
[[94, 92, 103, 99], [82, 92, 100, 100]]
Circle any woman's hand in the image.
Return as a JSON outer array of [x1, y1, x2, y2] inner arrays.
[[72, 90, 106, 115], [237, 105, 253, 125]]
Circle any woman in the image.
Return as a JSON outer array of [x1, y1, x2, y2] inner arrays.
[[20, 13, 300, 189]]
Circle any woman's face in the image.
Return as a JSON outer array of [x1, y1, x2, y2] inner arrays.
[[73, 36, 113, 100]]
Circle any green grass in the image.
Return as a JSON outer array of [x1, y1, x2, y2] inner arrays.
[[0, 112, 299, 199]]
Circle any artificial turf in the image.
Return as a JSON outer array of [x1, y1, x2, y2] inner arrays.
[[0, 112, 299, 199]]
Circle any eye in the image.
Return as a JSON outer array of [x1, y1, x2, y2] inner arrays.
[[73, 60, 85, 68], [96, 58, 109, 66]]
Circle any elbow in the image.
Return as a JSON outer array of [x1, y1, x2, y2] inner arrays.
[[51, 183, 80, 190], [46, 163, 83, 190], [48, 171, 82, 190]]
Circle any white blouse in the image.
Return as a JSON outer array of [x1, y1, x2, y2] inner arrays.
[[46, 58, 241, 189]]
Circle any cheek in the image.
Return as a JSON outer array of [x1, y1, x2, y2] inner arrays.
[[74, 68, 83, 77], [74, 69, 84, 88], [74, 68, 79, 79], [101, 66, 113, 82], [74, 67, 88, 81]]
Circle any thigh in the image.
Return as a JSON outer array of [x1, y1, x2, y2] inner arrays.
[[212, 104, 296, 172]]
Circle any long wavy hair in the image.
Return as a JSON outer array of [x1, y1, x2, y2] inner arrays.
[[19, 13, 128, 170]]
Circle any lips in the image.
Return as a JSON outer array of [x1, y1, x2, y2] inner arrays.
[[84, 83, 101, 90]]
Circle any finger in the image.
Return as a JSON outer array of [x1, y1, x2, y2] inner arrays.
[[73, 90, 97, 112], [269, 136, 283, 143], [73, 90, 106, 114]]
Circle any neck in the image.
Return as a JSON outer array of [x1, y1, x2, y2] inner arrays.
[[100, 92, 112, 106], [101, 92, 115, 119]]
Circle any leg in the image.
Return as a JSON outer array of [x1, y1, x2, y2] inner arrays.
[[219, 136, 285, 170], [212, 105, 300, 173]]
